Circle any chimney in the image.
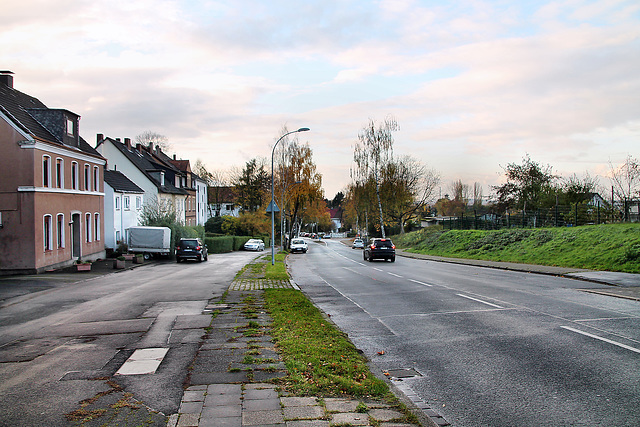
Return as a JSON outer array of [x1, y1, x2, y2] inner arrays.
[[148, 142, 154, 152], [96, 133, 104, 144], [124, 138, 131, 149], [116, 138, 121, 142], [0, 71, 14, 88], [173, 154, 177, 160], [136, 143, 142, 152]]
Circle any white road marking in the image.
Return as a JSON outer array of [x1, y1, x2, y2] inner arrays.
[[409, 279, 432, 287], [388, 272, 402, 278], [457, 294, 503, 308], [373, 268, 383, 272], [560, 326, 640, 354]]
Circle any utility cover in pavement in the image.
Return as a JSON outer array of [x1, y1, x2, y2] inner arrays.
[[387, 368, 421, 378], [115, 348, 168, 375]]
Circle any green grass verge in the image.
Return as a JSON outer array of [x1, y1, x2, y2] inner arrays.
[[392, 223, 640, 273], [264, 288, 389, 398]]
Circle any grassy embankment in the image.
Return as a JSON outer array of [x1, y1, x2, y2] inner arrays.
[[392, 223, 640, 273]]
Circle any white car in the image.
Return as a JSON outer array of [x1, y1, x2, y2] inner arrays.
[[352, 238, 364, 249], [244, 239, 265, 251], [289, 238, 308, 253]]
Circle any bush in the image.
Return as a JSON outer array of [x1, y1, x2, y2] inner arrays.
[[205, 236, 234, 253]]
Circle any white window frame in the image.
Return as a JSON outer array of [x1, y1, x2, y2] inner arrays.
[[44, 214, 53, 251], [123, 195, 130, 210], [93, 166, 99, 191], [84, 164, 90, 191], [57, 213, 65, 248], [94, 213, 100, 241], [85, 213, 92, 243], [42, 155, 51, 188], [56, 158, 64, 188], [136, 196, 142, 210], [115, 196, 120, 210], [71, 161, 79, 190]]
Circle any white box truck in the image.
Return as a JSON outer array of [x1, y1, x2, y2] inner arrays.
[[127, 226, 172, 259]]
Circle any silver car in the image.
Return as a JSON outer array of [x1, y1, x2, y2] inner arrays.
[[289, 238, 308, 253], [352, 238, 364, 249], [243, 239, 265, 251]]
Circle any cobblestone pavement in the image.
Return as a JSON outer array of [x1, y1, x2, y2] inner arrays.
[[167, 274, 437, 427]]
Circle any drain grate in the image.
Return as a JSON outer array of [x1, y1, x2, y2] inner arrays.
[[386, 368, 422, 378]]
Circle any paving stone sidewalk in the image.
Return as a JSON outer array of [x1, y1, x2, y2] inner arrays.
[[167, 277, 432, 427]]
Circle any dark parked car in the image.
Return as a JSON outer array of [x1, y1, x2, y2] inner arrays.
[[176, 238, 208, 262], [363, 238, 395, 262]]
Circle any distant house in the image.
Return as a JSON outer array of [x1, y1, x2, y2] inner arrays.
[[103, 170, 144, 250], [208, 186, 241, 218], [328, 207, 342, 232], [168, 158, 208, 226], [96, 136, 188, 237], [0, 71, 106, 274]]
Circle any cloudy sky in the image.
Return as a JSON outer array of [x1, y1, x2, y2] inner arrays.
[[3, 0, 639, 198]]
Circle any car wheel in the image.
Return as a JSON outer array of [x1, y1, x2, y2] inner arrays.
[[143, 252, 152, 260], [197, 255, 202, 262], [390, 256, 395, 262], [204, 254, 208, 261], [176, 257, 181, 263], [363, 252, 367, 261]]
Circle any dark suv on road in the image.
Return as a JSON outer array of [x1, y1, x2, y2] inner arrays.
[[176, 238, 208, 262], [363, 238, 396, 262]]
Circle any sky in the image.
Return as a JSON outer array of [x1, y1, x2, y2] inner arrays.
[[3, 0, 639, 199]]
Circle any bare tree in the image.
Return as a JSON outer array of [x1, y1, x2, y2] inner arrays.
[[135, 130, 170, 151], [609, 155, 640, 202], [472, 182, 484, 208], [352, 117, 398, 238]]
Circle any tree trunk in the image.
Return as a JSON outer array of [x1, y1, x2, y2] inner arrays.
[[375, 179, 385, 238]]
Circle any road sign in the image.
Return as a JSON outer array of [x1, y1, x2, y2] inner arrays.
[[266, 200, 280, 213]]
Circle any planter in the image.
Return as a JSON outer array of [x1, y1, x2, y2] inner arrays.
[[113, 259, 126, 269], [133, 255, 144, 264], [123, 254, 135, 261], [76, 263, 91, 272]]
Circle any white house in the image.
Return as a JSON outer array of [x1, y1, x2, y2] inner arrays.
[[103, 170, 144, 250], [96, 136, 188, 228]]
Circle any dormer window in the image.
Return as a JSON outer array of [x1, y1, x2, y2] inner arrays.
[[160, 171, 165, 186], [66, 118, 74, 136]]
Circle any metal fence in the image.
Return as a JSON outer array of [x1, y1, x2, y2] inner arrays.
[[443, 202, 638, 230]]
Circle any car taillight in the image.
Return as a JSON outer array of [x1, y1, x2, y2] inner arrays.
[[370, 244, 375, 249], [392, 245, 395, 249], [196, 246, 201, 250]]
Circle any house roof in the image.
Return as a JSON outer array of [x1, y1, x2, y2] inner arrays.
[[101, 137, 188, 196], [208, 186, 238, 203], [0, 77, 102, 158], [104, 170, 144, 193]]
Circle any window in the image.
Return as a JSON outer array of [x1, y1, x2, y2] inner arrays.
[[66, 118, 74, 136], [93, 166, 99, 191], [136, 196, 142, 210], [123, 196, 130, 210], [115, 196, 120, 210], [84, 164, 90, 191], [44, 215, 53, 251], [85, 213, 91, 242], [71, 162, 79, 190], [42, 155, 51, 187], [94, 213, 100, 241], [57, 214, 65, 248], [115, 230, 121, 244], [56, 158, 64, 188]]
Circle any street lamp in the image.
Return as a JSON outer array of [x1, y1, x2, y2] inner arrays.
[[270, 127, 310, 265]]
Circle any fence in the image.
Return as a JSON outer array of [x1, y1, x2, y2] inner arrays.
[[443, 202, 638, 231]]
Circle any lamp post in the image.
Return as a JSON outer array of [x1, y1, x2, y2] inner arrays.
[[271, 127, 310, 265]]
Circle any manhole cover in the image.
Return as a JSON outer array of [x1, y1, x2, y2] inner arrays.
[[386, 368, 421, 378]]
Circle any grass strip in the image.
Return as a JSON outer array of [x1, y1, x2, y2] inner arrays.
[[264, 288, 389, 398]]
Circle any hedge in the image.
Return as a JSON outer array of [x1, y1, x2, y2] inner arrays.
[[205, 235, 271, 253]]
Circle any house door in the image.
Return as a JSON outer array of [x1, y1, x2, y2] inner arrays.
[[71, 213, 81, 258]]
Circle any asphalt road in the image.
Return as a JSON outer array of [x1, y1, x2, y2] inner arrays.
[[0, 251, 258, 426], [288, 239, 640, 427]]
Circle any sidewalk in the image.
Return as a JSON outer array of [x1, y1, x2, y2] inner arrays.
[[167, 278, 437, 427]]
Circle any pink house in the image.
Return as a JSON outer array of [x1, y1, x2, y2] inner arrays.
[[0, 71, 106, 274]]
